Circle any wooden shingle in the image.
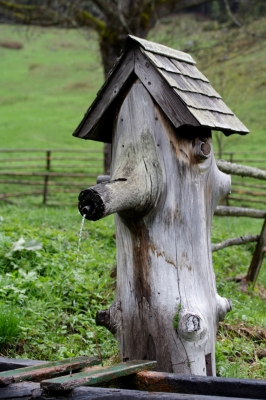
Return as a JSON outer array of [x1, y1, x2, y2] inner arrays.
[[73, 35, 249, 142]]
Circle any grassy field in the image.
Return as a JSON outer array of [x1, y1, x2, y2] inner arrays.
[[0, 24, 103, 150], [0, 14, 266, 379]]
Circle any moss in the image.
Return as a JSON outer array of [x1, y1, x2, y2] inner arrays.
[[78, 10, 105, 34], [140, 12, 150, 29], [100, 29, 118, 46], [173, 303, 182, 331]]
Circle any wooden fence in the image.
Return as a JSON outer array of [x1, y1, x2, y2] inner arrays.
[[1, 149, 266, 207], [214, 160, 266, 288], [0, 149, 103, 205], [214, 151, 266, 208], [1, 149, 266, 287]]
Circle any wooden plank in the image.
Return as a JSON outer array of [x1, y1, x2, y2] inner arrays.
[[0, 356, 99, 386], [143, 51, 181, 73], [41, 360, 157, 392], [73, 49, 134, 141], [170, 59, 209, 82], [134, 48, 199, 129], [132, 370, 266, 399], [0, 382, 255, 400], [0, 357, 46, 372], [188, 108, 249, 134], [128, 35, 196, 64], [246, 218, 266, 285], [159, 70, 222, 98], [174, 90, 233, 114]]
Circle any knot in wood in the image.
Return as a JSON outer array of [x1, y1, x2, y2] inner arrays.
[[201, 142, 211, 156], [193, 138, 211, 163], [186, 315, 200, 332], [178, 312, 207, 342]]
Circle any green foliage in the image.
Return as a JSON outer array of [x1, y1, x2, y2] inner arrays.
[[212, 216, 266, 378], [173, 303, 182, 331], [149, 13, 266, 155], [0, 205, 118, 361], [0, 24, 104, 150], [0, 304, 22, 349], [1, 13, 266, 378]]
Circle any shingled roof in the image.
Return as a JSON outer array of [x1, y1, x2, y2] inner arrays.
[[73, 35, 249, 142]]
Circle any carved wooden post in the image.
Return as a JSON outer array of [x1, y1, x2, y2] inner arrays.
[[74, 36, 249, 376]]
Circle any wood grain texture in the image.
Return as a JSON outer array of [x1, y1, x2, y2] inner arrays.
[[0, 358, 46, 373], [159, 70, 221, 98], [189, 108, 249, 133], [91, 82, 232, 376], [246, 219, 266, 284], [73, 50, 134, 141], [73, 36, 248, 143], [135, 48, 199, 129], [0, 357, 99, 386], [170, 59, 209, 82], [214, 206, 266, 218], [78, 80, 163, 221], [0, 382, 257, 400], [174, 90, 233, 114], [128, 35, 196, 64], [132, 370, 266, 399], [212, 235, 259, 252], [40, 360, 157, 391], [217, 161, 266, 180], [143, 51, 181, 73]]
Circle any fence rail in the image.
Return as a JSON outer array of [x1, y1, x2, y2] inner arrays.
[[214, 160, 266, 289], [1, 149, 266, 288], [0, 148, 103, 205]]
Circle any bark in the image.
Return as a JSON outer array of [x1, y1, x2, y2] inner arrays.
[[79, 80, 231, 375], [216, 160, 266, 180], [211, 235, 259, 252], [246, 218, 266, 285], [214, 205, 266, 218]]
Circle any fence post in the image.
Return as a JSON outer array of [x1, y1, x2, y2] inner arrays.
[[43, 175, 49, 205], [43, 150, 51, 204], [46, 150, 51, 171], [246, 218, 266, 287]]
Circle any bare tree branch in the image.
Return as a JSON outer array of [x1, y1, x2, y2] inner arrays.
[[212, 235, 259, 252], [223, 0, 266, 39]]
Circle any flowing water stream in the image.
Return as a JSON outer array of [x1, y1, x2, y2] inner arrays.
[[76, 214, 86, 262]]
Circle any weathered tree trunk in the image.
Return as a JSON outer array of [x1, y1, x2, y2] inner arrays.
[[79, 80, 231, 375]]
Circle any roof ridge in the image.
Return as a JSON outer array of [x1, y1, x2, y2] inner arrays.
[[127, 35, 196, 65]]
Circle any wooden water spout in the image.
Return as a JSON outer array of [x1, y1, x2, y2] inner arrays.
[[74, 35, 248, 376], [78, 82, 231, 375]]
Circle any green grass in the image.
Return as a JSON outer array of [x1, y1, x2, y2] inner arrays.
[[0, 304, 21, 349], [148, 14, 266, 155], [0, 205, 117, 361], [0, 24, 103, 150], [1, 14, 266, 379]]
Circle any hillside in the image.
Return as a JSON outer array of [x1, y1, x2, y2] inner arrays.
[[0, 14, 266, 153], [148, 13, 266, 154]]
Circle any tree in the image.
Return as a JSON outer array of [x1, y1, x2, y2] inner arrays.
[[0, 0, 212, 172]]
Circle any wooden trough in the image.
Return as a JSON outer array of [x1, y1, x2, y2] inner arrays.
[[0, 356, 265, 399]]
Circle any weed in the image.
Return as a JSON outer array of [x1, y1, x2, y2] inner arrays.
[[0, 304, 21, 349], [173, 303, 182, 331]]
